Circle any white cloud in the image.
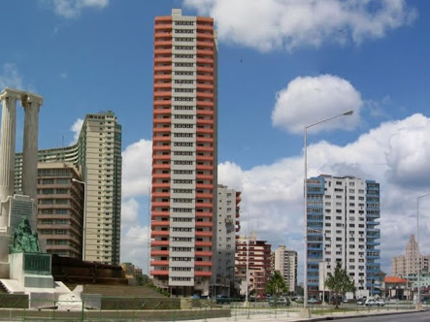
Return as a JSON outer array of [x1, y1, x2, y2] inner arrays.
[[184, 0, 417, 51], [41, 0, 109, 18], [122, 139, 152, 198], [121, 224, 150, 273], [272, 75, 362, 134], [70, 118, 83, 143], [121, 198, 139, 228], [0, 64, 24, 90]]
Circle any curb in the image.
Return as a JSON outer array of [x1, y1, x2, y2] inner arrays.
[[306, 309, 425, 321]]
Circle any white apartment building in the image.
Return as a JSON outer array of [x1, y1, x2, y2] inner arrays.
[[273, 245, 297, 294], [211, 185, 241, 296], [307, 175, 381, 298]]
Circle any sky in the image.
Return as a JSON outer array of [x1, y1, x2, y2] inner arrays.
[[1, 0, 430, 281]]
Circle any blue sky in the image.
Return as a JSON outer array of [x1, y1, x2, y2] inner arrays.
[[1, 0, 430, 279]]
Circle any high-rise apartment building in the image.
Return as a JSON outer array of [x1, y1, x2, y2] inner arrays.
[[212, 185, 241, 296], [273, 245, 297, 294], [391, 235, 429, 277], [150, 9, 218, 296], [16, 111, 122, 265], [37, 162, 84, 259], [306, 175, 381, 298], [236, 232, 271, 299]]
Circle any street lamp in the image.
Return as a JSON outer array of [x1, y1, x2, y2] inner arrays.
[[72, 178, 87, 261], [416, 192, 430, 309], [303, 110, 353, 316]]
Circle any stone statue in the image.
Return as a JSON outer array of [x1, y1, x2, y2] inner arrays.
[[10, 216, 41, 253]]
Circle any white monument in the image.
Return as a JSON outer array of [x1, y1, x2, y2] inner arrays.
[[0, 88, 43, 278], [0, 88, 84, 310]]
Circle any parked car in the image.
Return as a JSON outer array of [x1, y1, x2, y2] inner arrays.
[[216, 295, 230, 304], [357, 297, 367, 305], [308, 298, 322, 305], [365, 298, 385, 307], [376, 299, 385, 306], [269, 297, 291, 306]]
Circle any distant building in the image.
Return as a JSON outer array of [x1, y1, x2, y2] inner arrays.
[[211, 185, 241, 296], [236, 232, 271, 299], [306, 175, 381, 298], [391, 235, 430, 277], [273, 245, 297, 294], [37, 162, 84, 258], [16, 111, 122, 265]]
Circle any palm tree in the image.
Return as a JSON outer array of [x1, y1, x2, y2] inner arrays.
[[266, 271, 288, 300]]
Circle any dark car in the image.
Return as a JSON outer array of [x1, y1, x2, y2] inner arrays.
[[357, 297, 366, 305], [216, 295, 230, 304], [269, 297, 291, 306]]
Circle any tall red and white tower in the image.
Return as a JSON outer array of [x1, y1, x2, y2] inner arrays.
[[150, 8, 218, 297]]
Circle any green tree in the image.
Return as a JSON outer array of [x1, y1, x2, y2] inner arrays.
[[325, 262, 356, 308], [266, 271, 288, 299]]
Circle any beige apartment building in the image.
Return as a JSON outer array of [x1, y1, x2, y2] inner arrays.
[[273, 245, 297, 294], [391, 234, 430, 277], [37, 162, 84, 258], [16, 111, 122, 265]]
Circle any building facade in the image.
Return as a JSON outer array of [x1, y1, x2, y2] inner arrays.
[[211, 185, 241, 296], [306, 175, 381, 298], [37, 162, 84, 258], [391, 234, 429, 277], [150, 8, 218, 296], [273, 245, 297, 294], [236, 232, 271, 299], [16, 111, 122, 265]]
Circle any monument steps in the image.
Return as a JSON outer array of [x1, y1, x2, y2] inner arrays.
[[0, 281, 9, 293], [63, 284, 168, 298]]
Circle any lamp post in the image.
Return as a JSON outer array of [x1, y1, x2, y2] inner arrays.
[[72, 178, 87, 261], [416, 193, 430, 309], [303, 110, 353, 316], [244, 233, 250, 306]]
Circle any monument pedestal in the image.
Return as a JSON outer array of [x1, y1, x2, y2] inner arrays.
[[10, 252, 53, 288]]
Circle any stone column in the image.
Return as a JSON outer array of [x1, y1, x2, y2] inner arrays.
[[22, 95, 42, 200], [0, 89, 17, 229], [0, 90, 17, 201]]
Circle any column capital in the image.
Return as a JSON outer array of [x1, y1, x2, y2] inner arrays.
[[0, 88, 21, 102], [21, 94, 44, 108]]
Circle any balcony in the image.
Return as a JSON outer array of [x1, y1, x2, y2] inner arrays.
[[151, 211, 170, 218], [195, 221, 213, 228], [195, 241, 212, 247], [151, 250, 169, 256], [195, 271, 212, 277], [150, 260, 169, 266], [150, 270, 169, 276], [151, 220, 169, 228], [151, 231, 169, 237], [151, 241, 169, 247], [194, 261, 212, 267], [195, 212, 212, 218], [195, 251, 212, 257], [195, 231, 212, 237], [196, 203, 213, 210]]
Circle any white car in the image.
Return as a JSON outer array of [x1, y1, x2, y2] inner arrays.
[[365, 298, 385, 306]]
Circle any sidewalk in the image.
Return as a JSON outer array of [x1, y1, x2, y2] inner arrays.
[[180, 306, 421, 322]]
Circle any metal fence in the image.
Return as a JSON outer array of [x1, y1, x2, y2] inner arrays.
[[0, 296, 421, 321]]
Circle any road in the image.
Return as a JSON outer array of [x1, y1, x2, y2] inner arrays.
[[329, 310, 430, 322]]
